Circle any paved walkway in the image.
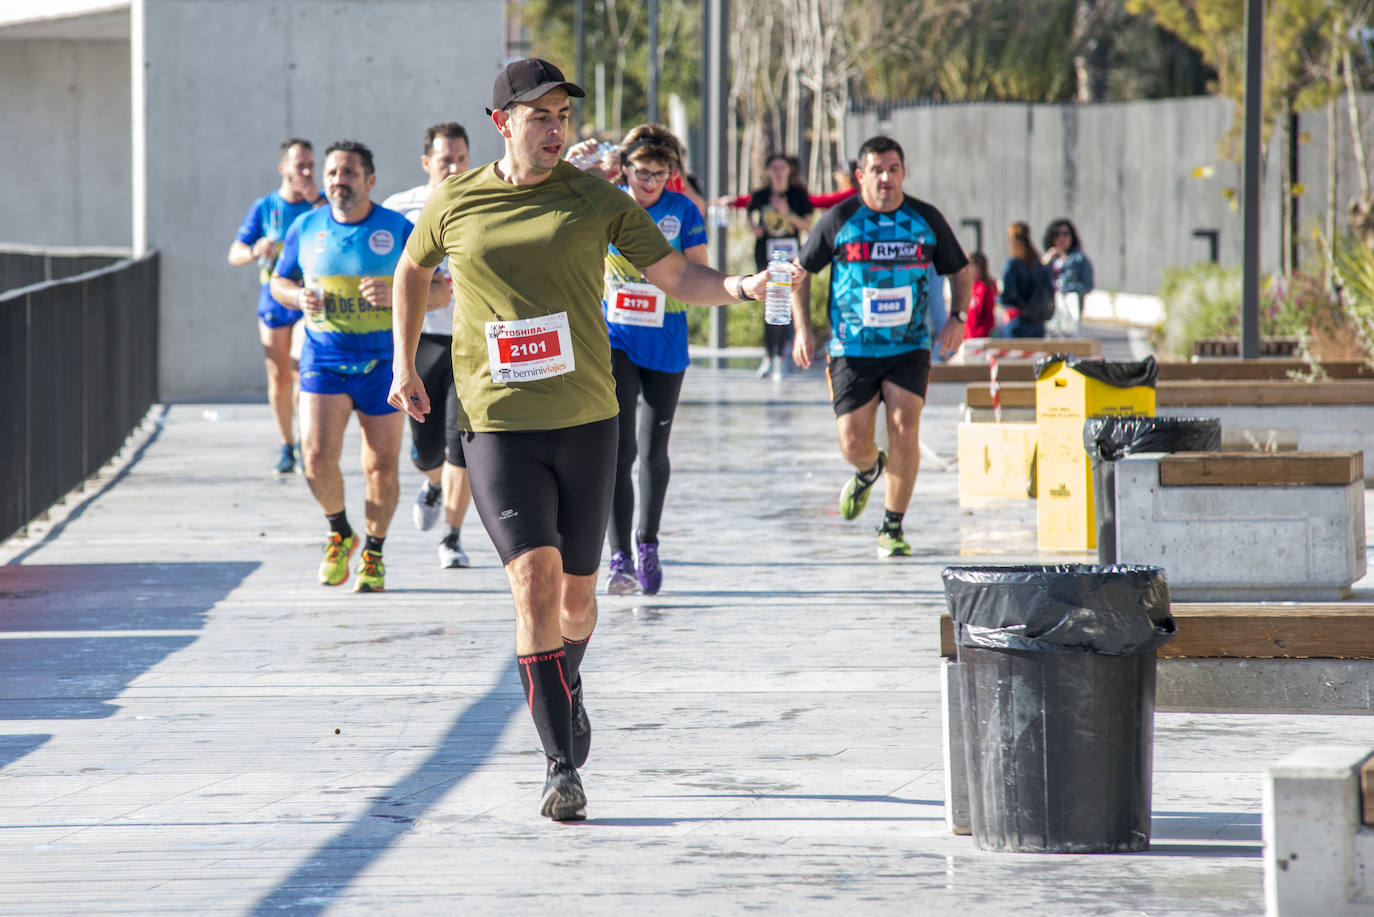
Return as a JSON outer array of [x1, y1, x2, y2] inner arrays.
[[0, 347, 1363, 915]]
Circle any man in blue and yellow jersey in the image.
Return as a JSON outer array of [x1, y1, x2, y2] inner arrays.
[[388, 59, 793, 823], [270, 140, 413, 593], [228, 138, 325, 474], [792, 135, 972, 559]]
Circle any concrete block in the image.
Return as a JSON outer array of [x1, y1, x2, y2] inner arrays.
[[940, 658, 971, 835], [1264, 745, 1374, 916], [1114, 453, 1366, 601], [1158, 404, 1374, 482], [1157, 659, 1374, 715]]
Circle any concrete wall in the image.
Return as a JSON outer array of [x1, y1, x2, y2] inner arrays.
[[136, 0, 505, 399], [0, 36, 133, 248], [846, 97, 1374, 298]]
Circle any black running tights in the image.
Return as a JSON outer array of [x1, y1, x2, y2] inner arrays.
[[609, 349, 684, 554]]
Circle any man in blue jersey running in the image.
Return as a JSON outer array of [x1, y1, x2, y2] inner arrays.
[[270, 140, 414, 592], [792, 135, 972, 559], [228, 138, 325, 474]]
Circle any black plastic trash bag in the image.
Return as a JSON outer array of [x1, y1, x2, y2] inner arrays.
[[942, 564, 1175, 853], [1083, 415, 1221, 465], [942, 564, 1175, 655], [1034, 353, 1158, 388], [1083, 417, 1221, 563]]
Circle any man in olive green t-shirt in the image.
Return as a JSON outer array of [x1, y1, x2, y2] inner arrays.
[[389, 58, 789, 823]]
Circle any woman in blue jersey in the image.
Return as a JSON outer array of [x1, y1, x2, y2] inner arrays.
[[593, 124, 710, 596]]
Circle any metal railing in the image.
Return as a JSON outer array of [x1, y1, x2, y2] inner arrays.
[[1, 251, 159, 542]]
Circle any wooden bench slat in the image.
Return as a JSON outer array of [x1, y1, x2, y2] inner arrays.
[[939, 605, 1374, 660], [1363, 758, 1374, 828], [964, 379, 1374, 409], [1159, 451, 1362, 486]]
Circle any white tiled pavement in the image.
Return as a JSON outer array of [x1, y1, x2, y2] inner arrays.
[[1, 343, 1368, 915]]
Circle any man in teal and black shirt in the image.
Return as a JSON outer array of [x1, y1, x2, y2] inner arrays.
[[792, 135, 972, 559], [272, 140, 413, 593]]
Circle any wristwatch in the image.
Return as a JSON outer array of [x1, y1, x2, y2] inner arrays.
[[951, 309, 966, 321]]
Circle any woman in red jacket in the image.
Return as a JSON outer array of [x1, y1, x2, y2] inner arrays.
[[964, 251, 998, 339]]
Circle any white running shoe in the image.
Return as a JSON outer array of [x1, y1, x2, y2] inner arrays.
[[756, 356, 774, 378], [438, 533, 469, 569], [412, 482, 442, 531]]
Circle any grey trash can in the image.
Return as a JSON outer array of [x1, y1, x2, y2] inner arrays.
[[942, 564, 1175, 853]]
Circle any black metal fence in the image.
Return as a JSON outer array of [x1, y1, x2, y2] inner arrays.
[[1, 252, 160, 542]]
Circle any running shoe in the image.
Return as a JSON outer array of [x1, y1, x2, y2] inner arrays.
[[876, 528, 913, 559], [318, 532, 357, 586], [274, 443, 295, 475], [540, 758, 587, 822], [570, 679, 591, 768], [411, 482, 443, 531], [839, 449, 886, 521], [755, 356, 773, 378], [438, 532, 469, 569], [636, 540, 662, 595], [605, 550, 638, 595], [771, 358, 787, 382], [352, 549, 386, 593]]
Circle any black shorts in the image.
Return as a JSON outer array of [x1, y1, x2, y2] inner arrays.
[[826, 350, 932, 417], [410, 334, 465, 470], [460, 417, 617, 575]]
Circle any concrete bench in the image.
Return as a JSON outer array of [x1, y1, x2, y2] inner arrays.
[[960, 380, 1374, 467], [938, 603, 1374, 836], [1115, 451, 1366, 601], [935, 356, 1374, 386], [1266, 746, 1374, 916]]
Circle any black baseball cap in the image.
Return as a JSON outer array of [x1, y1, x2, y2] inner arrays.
[[486, 58, 585, 115]]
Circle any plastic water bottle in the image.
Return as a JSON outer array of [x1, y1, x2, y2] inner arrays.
[[764, 250, 793, 326]]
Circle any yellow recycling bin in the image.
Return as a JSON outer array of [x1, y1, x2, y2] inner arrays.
[[1035, 357, 1156, 551]]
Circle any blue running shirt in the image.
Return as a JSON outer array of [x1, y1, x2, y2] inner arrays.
[[235, 190, 325, 315], [601, 188, 707, 373], [798, 195, 968, 359], [275, 204, 413, 371]]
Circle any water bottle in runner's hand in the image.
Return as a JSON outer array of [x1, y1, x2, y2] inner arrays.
[[764, 250, 793, 326]]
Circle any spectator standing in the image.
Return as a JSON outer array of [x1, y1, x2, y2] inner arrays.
[[747, 154, 814, 379], [964, 251, 998, 339], [227, 139, 325, 474], [998, 221, 1049, 338], [1041, 218, 1095, 335], [382, 123, 476, 569]]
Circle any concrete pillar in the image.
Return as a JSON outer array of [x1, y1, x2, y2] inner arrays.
[[1264, 745, 1374, 917]]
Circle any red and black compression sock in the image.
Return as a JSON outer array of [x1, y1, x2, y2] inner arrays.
[[517, 649, 575, 765], [562, 634, 590, 688]]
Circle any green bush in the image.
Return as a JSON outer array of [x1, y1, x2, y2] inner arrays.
[[1154, 261, 1347, 360]]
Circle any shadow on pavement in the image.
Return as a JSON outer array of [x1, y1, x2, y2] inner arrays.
[[251, 659, 522, 917], [0, 561, 256, 724]]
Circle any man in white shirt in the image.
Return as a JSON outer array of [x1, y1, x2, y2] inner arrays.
[[381, 123, 474, 568]]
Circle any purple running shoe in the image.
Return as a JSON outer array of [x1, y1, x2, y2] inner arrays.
[[605, 550, 638, 595], [636, 540, 662, 595]]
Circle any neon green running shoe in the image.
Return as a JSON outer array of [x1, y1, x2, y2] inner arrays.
[[318, 532, 357, 586], [352, 549, 386, 593], [876, 528, 912, 559], [839, 449, 886, 521]]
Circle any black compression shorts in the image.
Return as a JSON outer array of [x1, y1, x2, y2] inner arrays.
[[410, 333, 465, 470], [461, 417, 617, 575], [826, 350, 932, 417]]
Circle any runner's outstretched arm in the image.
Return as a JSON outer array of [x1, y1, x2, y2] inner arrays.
[[642, 249, 802, 307], [388, 250, 437, 421]]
